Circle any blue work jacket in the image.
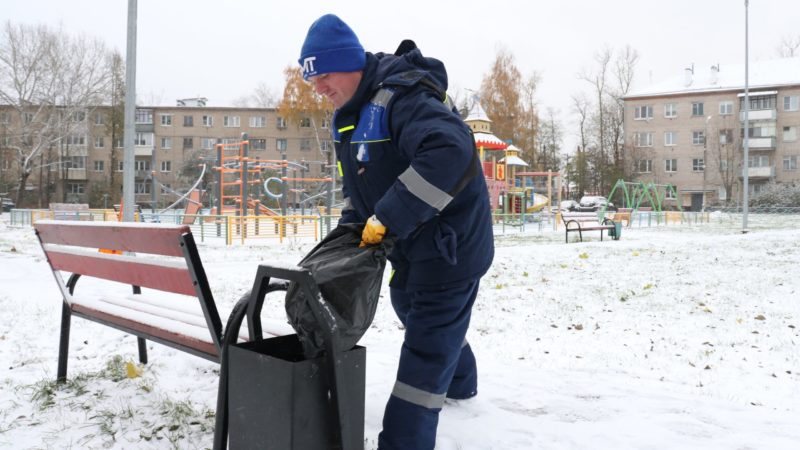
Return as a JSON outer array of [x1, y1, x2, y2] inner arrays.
[[333, 49, 494, 290]]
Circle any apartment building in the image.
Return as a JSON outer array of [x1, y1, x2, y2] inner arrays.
[[624, 57, 800, 210], [0, 101, 333, 208]]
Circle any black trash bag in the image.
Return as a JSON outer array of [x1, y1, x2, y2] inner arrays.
[[286, 223, 392, 358]]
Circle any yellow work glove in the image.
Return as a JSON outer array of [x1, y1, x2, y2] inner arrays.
[[359, 215, 386, 247]]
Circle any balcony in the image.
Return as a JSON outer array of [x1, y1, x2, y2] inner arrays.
[[134, 146, 153, 157], [743, 137, 776, 150], [740, 109, 776, 121], [740, 166, 775, 178], [66, 168, 87, 180]]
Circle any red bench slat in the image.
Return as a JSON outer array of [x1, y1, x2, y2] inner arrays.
[[72, 304, 218, 358], [46, 250, 197, 296], [35, 221, 190, 257]]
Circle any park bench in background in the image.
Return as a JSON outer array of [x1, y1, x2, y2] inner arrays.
[[613, 207, 633, 226], [33, 220, 291, 382], [561, 212, 619, 243], [49, 203, 92, 221]]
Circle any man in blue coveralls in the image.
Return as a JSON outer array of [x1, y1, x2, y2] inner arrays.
[[299, 14, 495, 449]]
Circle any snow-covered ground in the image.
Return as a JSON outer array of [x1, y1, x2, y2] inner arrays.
[[1, 213, 798, 449]]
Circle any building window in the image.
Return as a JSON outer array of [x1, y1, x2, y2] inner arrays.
[[665, 188, 676, 199], [94, 113, 104, 125], [321, 118, 330, 129], [135, 182, 151, 194], [94, 160, 104, 172], [202, 115, 213, 127], [160, 114, 173, 126], [134, 159, 150, 171], [135, 109, 153, 124], [134, 132, 153, 147], [741, 95, 776, 111], [160, 160, 171, 172], [634, 105, 653, 120], [160, 183, 172, 195], [183, 115, 194, 127], [66, 134, 86, 146], [664, 103, 677, 118], [748, 155, 770, 167], [114, 138, 123, 149], [250, 138, 266, 150], [299, 117, 312, 128], [664, 131, 677, 146], [719, 160, 729, 171], [68, 183, 85, 194], [784, 95, 799, 112], [161, 137, 171, 149], [0, 112, 10, 124], [23, 112, 34, 124], [783, 126, 797, 142], [719, 129, 733, 145], [66, 156, 86, 169], [117, 161, 124, 172], [719, 101, 733, 115], [250, 116, 266, 127], [692, 131, 705, 145], [783, 155, 798, 171], [276, 139, 287, 151], [665, 159, 677, 172], [691, 102, 704, 116], [300, 138, 312, 151], [223, 115, 240, 127], [277, 117, 287, 129], [94, 136, 105, 148], [183, 137, 193, 149], [69, 111, 86, 123], [634, 132, 653, 147], [637, 159, 652, 173], [321, 140, 332, 152], [201, 138, 215, 150], [692, 158, 705, 172]]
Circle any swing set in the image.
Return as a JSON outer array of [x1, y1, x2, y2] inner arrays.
[[606, 179, 682, 212]]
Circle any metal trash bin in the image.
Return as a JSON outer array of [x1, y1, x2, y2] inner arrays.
[[608, 221, 622, 240], [213, 264, 366, 450], [227, 334, 365, 449]]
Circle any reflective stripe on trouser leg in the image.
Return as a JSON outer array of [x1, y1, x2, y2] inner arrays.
[[379, 280, 481, 450]]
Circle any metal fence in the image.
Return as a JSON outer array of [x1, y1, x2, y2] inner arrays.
[[7, 206, 796, 244]]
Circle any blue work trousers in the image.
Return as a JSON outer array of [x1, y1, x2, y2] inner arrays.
[[377, 279, 480, 450]]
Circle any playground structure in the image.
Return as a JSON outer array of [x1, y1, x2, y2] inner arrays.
[[209, 133, 336, 219], [606, 179, 682, 213]]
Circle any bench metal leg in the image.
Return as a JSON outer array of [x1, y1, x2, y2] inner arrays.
[[57, 303, 71, 383], [137, 337, 148, 364]]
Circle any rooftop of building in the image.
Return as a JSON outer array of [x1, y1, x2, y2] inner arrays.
[[625, 56, 800, 99]]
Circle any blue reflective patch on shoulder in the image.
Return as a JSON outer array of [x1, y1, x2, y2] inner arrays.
[[351, 90, 393, 144]]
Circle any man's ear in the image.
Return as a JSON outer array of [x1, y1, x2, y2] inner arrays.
[[394, 39, 417, 56]]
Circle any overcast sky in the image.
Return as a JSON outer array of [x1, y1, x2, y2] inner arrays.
[[3, 0, 798, 151]]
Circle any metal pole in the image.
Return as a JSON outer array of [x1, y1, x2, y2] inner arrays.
[[741, 0, 750, 233], [122, 0, 137, 222]]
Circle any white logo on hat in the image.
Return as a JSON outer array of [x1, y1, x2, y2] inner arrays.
[[302, 56, 316, 75]]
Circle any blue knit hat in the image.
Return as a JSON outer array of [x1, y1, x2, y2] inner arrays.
[[299, 14, 366, 80]]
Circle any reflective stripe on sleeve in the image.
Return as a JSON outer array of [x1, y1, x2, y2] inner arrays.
[[391, 381, 446, 409], [398, 166, 453, 211]]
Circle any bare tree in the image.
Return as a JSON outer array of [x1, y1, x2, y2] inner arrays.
[[0, 22, 111, 207], [536, 107, 562, 173], [776, 34, 800, 58], [571, 93, 591, 198], [234, 81, 280, 108], [579, 47, 611, 193], [705, 116, 741, 206]]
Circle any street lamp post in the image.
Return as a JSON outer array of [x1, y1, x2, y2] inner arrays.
[[742, 0, 750, 233]]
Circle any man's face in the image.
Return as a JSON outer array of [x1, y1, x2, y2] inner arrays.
[[308, 71, 362, 108]]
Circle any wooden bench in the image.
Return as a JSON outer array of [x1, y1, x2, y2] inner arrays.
[[34, 220, 292, 382], [561, 212, 619, 243]]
